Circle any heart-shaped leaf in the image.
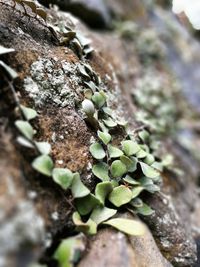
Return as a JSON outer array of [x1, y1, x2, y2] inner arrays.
[[0, 45, 15, 55], [92, 162, 109, 181], [140, 162, 159, 179], [92, 92, 106, 108], [123, 175, 140, 185], [35, 141, 51, 155], [103, 118, 117, 128], [75, 194, 100, 215], [138, 130, 150, 142], [136, 149, 148, 159], [143, 154, 155, 165], [130, 197, 143, 208], [131, 186, 144, 198], [108, 185, 132, 207], [84, 89, 93, 99], [71, 173, 90, 198], [144, 184, 160, 193], [32, 155, 54, 177], [72, 212, 97, 235], [52, 168, 73, 190], [90, 206, 117, 225], [95, 182, 113, 205], [151, 161, 163, 172], [103, 218, 146, 236], [17, 136, 34, 148], [138, 176, 153, 186], [120, 155, 137, 172], [97, 131, 111, 145], [0, 60, 18, 80], [90, 143, 105, 160], [110, 160, 127, 178], [121, 140, 140, 156], [15, 120, 34, 140], [82, 99, 95, 117], [108, 145, 123, 158], [136, 203, 155, 216], [20, 105, 37, 121], [53, 235, 85, 267]]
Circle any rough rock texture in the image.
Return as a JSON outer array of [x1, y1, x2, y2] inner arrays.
[[0, 0, 200, 267]]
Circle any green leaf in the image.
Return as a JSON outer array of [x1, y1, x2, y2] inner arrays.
[[123, 175, 140, 185], [0, 60, 18, 80], [136, 149, 148, 159], [16, 136, 34, 148], [15, 120, 34, 140], [95, 181, 113, 205], [138, 130, 150, 142], [102, 107, 113, 116], [136, 203, 155, 216], [103, 118, 117, 128], [103, 218, 146, 236], [120, 155, 137, 172], [90, 206, 117, 225], [32, 155, 54, 177], [110, 160, 127, 178], [121, 140, 140, 156], [140, 162, 159, 179], [131, 186, 144, 198], [72, 212, 97, 235], [75, 194, 100, 215], [0, 45, 15, 55], [143, 154, 155, 165], [89, 142, 105, 160], [53, 235, 85, 267], [97, 131, 111, 145], [84, 89, 93, 99], [52, 168, 73, 190], [92, 162, 109, 181], [151, 161, 163, 172], [130, 197, 143, 208], [92, 92, 106, 108], [138, 176, 153, 186], [35, 141, 51, 155], [20, 105, 37, 121], [82, 99, 95, 117], [108, 145, 123, 158], [108, 185, 132, 207], [71, 173, 90, 198], [144, 184, 160, 193]]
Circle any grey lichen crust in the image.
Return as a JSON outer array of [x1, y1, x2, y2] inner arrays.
[[24, 58, 82, 108]]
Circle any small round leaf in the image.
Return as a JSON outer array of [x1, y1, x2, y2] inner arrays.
[[108, 185, 132, 207], [32, 155, 54, 177], [90, 142, 105, 159], [110, 160, 127, 178], [52, 168, 73, 190]]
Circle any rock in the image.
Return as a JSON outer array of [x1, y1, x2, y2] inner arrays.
[[39, 0, 111, 28], [141, 193, 197, 267], [78, 221, 173, 267], [0, 1, 200, 266]]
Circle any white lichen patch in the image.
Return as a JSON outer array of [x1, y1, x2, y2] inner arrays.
[[24, 58, 84, 108]]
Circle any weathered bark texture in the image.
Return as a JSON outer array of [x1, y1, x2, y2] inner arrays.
[[0, 0, 200, 267]]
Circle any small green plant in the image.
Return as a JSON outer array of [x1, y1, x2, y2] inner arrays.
[[2, 44, 164, 267]]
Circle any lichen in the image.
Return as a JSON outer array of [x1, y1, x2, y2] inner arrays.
[[24, 58, 82, 108]]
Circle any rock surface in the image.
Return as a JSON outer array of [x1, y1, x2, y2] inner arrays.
[[0, 0, 200, 267]]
